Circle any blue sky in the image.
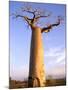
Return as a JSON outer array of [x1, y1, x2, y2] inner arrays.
[[10, 1, 66, 81]]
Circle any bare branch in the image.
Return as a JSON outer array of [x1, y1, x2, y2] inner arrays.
[[41, 17, 61, 33], [21, 7, 51, 20], [22, 9, 35, 14], [14, 14, 32, 25], [22, 8, 36, 19], [35, 14, 50, 19], [11, 5, 63, 29], [11, 5, 52, 27], [17, 15, 31, 19], [20, 9, 51, 25]]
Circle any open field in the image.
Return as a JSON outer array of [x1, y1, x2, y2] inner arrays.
[[9, 78, 66, 89]]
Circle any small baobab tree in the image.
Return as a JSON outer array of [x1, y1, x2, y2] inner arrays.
[[12, 5, 62, 87]]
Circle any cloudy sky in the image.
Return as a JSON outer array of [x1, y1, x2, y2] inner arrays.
[[10, 1, 66, 81]]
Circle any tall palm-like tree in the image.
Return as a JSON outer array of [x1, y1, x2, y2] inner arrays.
[[12, 5, 62, 87]]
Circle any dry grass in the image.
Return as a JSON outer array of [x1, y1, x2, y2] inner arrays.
[[9, 78, 66, 89]]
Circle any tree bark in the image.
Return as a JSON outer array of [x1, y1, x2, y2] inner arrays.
[[28, 26, 46, 87]]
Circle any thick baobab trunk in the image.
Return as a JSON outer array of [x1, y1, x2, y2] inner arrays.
[[28, 26, 46, 87]]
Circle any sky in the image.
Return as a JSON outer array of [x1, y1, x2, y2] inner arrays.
[[9, 1, 66, 81]]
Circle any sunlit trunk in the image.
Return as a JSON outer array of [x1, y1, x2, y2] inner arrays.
[[28, 26, 46, 87]]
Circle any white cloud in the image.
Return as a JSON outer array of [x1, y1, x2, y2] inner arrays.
[[44, 46, 66, 78], [56, 53, 65, 63], [44, 46, 66, 65]]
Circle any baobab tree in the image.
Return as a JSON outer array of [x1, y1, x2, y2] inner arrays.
[[12, 5, 62, 87]]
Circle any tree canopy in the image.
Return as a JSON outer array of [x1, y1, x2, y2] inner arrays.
[[11, 5, 63, 33]]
